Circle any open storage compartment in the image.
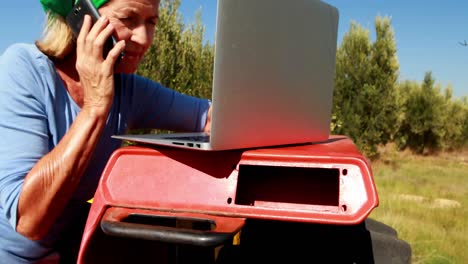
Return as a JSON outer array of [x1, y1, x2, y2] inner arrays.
[[235, 165, 340, 207]]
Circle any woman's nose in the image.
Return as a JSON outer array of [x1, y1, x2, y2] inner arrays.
[[130, 24, 151, 46]]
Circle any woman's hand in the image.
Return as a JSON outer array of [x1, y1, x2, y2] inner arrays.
[[203, 105, 212, 133], [75, 14, 125, 116]]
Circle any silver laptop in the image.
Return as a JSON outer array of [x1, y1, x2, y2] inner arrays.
[[112, 0, 339, 151]]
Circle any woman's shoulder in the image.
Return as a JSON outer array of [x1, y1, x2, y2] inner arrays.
[[0, 43, 55, 96], [0, 43, 55, 82], [1, 43, 48, 65]]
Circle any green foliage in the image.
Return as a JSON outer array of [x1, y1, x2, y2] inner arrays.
[[177, 10, 215, 99], [332, 22, 372, 141], [441, 93, 468, 150], [137, 0, 214, 99], [332, 15, 465, 156], [395, 72, 467, 154], [369, 17, 400, 144], [332, 16, 400, 158]]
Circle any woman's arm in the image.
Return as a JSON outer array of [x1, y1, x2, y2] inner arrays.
[[16, 15, 125, 240], [16, 107, 108, 240]]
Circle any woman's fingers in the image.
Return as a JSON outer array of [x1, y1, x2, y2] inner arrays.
[[85, 15, 112, 60], [104, 40, 125, 71], [75, 13, 124, 74], [76, 15, 92, 57], [74, 14, 118, 113]]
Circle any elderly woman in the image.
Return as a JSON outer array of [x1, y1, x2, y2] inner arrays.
[[0, 0, 211, 262]]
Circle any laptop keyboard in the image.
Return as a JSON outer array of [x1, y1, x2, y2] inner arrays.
[[165, 135, 211, 142]]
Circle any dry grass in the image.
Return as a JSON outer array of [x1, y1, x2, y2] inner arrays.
[[369, 144, 467, 264]]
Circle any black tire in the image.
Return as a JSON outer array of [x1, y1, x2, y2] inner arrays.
[[216, 218, 412, 264]]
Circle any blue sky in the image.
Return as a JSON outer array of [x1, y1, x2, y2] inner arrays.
[[1, 0, 467, 98]]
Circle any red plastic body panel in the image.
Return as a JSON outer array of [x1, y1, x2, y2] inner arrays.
[[78, 135, 378, 263]]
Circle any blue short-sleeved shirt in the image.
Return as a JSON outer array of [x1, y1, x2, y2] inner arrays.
[[0, 43, 210, 263]]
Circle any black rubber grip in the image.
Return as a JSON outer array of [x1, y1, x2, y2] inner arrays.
[[100, 208, 245, 247]]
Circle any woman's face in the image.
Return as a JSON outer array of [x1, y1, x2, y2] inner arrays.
[[99, 0, 159, 73]]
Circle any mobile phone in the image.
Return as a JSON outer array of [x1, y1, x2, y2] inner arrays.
[[66, 0, 124, 62]]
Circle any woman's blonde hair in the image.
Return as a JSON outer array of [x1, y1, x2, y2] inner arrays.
[[35, 12, 75, 60]]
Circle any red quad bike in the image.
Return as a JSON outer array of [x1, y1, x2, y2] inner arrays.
[[77, 135, 411, 263]]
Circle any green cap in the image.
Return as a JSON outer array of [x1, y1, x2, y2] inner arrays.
[[39, 0, 109, 18]]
